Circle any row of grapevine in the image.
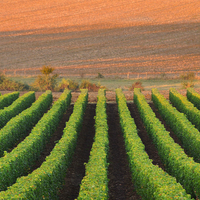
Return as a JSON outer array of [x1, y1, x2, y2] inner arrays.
[[0, 90, 53, 157], [0, 91, 35, 128], [187, 87, 200, 110], [77, 89, 109, 199], [134, 88, 200, 198], [1, 88, 200, 199], [0, 91, 19, 109], [152, 88, 200, 161], [116, 88, 191, 199], [169, 88, 200, 131], [0, 89, 71, 192], [0, 89, 87, 199]]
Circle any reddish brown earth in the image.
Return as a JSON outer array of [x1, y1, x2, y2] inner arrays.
[[0, 0, 199, 77]]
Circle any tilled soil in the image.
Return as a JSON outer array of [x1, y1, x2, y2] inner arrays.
[[58, 103, 96, 200], [107, 103, 142, 200]]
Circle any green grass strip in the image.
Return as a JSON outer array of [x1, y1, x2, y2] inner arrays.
[[77, 89, 109, 200], [0, 89, 87, 199]]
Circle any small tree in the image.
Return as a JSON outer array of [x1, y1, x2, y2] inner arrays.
[[58, 79, 79, 91], [180, 72, 195, 89], [79, 80, 106, 91], [40, 66, 55, 75], [32, 66, 58, 91], [96, 72, 104, 78]]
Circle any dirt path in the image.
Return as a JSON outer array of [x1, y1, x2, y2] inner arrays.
[[58, 103, 96, 200], [30, 104, 74, 172], [107, 103, 141, 200], [127, 103, 166, 170]]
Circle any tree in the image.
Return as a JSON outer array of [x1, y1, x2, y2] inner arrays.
[[32, 66, 58, 91]]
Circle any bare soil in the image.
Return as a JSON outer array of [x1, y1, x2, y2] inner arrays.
[[0, 1, 199, 77]]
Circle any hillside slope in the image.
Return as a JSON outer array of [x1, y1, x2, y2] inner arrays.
[[1, 0, 199, 31], [0, 0, 199, 75]]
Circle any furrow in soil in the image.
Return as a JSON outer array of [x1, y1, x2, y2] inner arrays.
[[31, 104, 74, 171], [107, 103, 142, 200], [149, 102, 189, 156], [58, 103, 96, 200], [127, 102, 165, 170]]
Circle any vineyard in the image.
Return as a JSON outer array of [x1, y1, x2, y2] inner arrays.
[[0, 88, 200, 199]]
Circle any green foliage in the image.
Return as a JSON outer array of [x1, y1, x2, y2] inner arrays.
[[116, 88, 192, 199], [78, 89, 109, 199], [152, 88, 200, 162], [0, 91, 35, 129], [0, 92, 19, 109], [134, 88, 200, 198], [0, 90, 87, 199], [0, 90, 52, 158], [187, 88, 200, 110], [58, 78, 79, 91], [32, 66, 58, 91], [169, 88, 200, 131], [0, 90, 71, 193]]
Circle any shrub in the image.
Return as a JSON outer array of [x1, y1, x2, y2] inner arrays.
[[79, 80, 103, 91], [0, 74, 6, 84], [180, 72, 195, 89], [0, 78, 29, 91], [31, 66, 58, 91], [58, 79, 79, 91], [129, 81, 144, 91], [96, 72, 104, 78]]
